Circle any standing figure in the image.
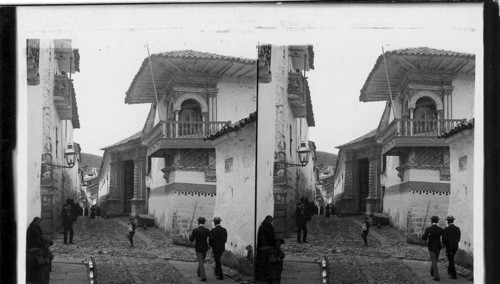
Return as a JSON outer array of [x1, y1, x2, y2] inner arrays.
[[89, 205, 96, 219], [423, 216, 444, 281], [304, 198, 312, 221], [189, 217, 210, 282], [361, 216, 371, 246], [127, 217, 136, 247], [325, 204, 331, 218], [268, 238, 285, 284], [209, 217, 227, 280], [256, 215, 276, 281], [319, 206, 324, 216], [61, 199, 74, 244], [96, 205, 101, 219], [331, 204, 336, 218], [442, 215, 461, 280], [84, 206, 89, 217], [295, 204, 308, 243]]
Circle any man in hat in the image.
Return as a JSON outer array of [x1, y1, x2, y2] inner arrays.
[[189, 217, 210, 282], [423, 216, 444, 281], [209, 217, 227, 280], [295, 203, 308, 243], [442, 215, 461, 280]]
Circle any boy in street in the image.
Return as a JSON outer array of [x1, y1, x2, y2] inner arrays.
[[361, 216, 371, 246], [295, 203, 308, 243], [189, 216, 210, 282], [61, 199, 74, 244], [127, 217, 136, 247]]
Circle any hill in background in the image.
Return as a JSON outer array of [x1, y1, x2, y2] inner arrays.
[[316, 151, 338, 172], [80, 153, 102, 170]]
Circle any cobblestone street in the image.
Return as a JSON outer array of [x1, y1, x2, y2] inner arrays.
[[281, 215, 473, 284], [50, 216, 250, 283]]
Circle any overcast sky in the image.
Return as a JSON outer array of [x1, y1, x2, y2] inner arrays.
[[17, 3, 482, 156]]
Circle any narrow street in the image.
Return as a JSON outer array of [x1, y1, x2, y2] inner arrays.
[[50, 216, 252, 283], [281, 215, 473, 284]]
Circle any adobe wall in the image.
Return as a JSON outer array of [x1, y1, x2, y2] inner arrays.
[[213, 123, 256, 257], [447, 129, 474, 256], [217, 76, 256, 123]]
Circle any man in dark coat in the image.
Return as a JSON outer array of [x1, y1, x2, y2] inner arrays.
[[422, 216, 444, 281], [304, 198, 312, 221], [61, 199, 74, 244], [209, 217, 227, 280], [295, 203, 308, 243], [256, 215, 275, 281], [189, 216, 210, 282], [325, 204, 331, 218], [442, 215, 461, 280]]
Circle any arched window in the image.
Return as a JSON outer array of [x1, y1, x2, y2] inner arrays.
[[413, 97, 437, 134], [178, 99, 202, 136]]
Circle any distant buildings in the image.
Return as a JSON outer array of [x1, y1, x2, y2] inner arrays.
[[26, 39, 82, 237]]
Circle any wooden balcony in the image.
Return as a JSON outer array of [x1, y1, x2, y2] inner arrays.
[[381, 118, 465, 155], [287, 72, 307, 117], [144, 121, 230, 156], [53, 74, 73, 119]]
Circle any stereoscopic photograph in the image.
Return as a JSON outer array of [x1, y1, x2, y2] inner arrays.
[[15, 3, 482, 283]]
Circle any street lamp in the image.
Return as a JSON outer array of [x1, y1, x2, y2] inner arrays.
[[42, 144, 78, 170], [275, 141, 311, 168]]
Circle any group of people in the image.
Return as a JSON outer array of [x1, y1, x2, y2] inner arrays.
[[256, 215, 286, 284], [422, 215, 461, 281], [189, 216, 228, 282]]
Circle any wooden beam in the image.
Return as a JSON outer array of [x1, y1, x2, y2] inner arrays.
[[219, 62, 233, 75], [395, 55, 419, 70], [208, 61, 222, 74], [193, 60, 199, 73], [238, 67, 254, 78], [464, 64, 475, 74], [164, 58, 184, 73], [428, 56, 434, 71], [229, 64, 247, 77], [441, 58, 456, 71], [201, 60, 211, 73], [417, 55, 424, 70], [435, 57, 447, 71], [454, 59, 469, 73]]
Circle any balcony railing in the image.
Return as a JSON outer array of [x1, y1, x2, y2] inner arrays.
[[287, 72, 307, 117], [53, 74, 73, 119], [394, 119, 465, 137], [147, 121, 230, 142]]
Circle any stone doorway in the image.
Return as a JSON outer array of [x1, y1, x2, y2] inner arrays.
[[123, 160, 134, 214], [358, 158, 369, 212]]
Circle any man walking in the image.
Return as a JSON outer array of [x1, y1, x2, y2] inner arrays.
[[61, 199, 74, 244], [295, 203, 308, 243], [209, 217, 227, 280], [442, 215, 461, 280], [189, 217, 210, 282], [423, 216, 444, 281]]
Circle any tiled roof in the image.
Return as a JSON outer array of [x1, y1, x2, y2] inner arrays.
[[154, 50, 255, 64], [386, 47, 474, 58], [205, 112, 257, 141], [101, 131, 142, 150], [336, 129, 377, 149], [438, 119, 474, 139]]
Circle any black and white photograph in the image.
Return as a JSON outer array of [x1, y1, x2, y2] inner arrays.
[[13, 3, 484, 284]]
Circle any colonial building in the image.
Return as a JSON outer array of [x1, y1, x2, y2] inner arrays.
[[358, 47, 475, 242], [99, 50, 257, 244], [332, 129, 382, 215], [256, 45, 316, 238], [26, 39, 82, 237]]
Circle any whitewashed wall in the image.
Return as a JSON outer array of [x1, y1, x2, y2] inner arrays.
[[451, 74, 475, 120], [213, 122, 256, 256], [217, 76, 256, 123], [447, 129, 474, 254]]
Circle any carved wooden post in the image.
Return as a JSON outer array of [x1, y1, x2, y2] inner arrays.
[[131, 149, 146, 216], [174, 110, 180, 138]]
